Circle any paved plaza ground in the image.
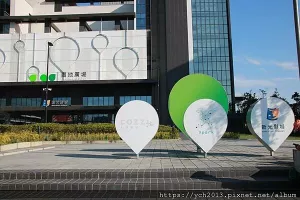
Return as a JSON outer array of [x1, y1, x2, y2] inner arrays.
[[0, 139, 296, 170]]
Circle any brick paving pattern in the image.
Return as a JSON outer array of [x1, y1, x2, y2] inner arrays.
[[0, 140, 295, 170]]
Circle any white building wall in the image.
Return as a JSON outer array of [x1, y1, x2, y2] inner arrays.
[[9, 0, 33, 34], [32, 3, 133, 16], [10, 0, 33, 16], [54, 22, 80, 33], [0, 30, 147, 82], [8, 1, 135, 34], [30, 23, 45, 33]]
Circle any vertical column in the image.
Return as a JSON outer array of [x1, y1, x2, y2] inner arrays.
[[293, 0, 300, 79], [114, 91, 120, 107], [54, 1, 62, 12], [79, 20, 86, 32], [186, 0, 194, 74], [150, 0, 167, 123], [164, 0, 189, 124], [44, 18, 51, 33], [226, 0, 236, 111]]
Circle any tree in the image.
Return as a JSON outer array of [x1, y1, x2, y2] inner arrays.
[[270, 88, 288, 102], [259, 89, 267, 98], [237, 90, 258, 114], [292, 92, 300, 103]]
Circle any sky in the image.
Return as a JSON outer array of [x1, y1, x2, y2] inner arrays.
[[77, 1, 300, 102], [230, 0, 300, 102]]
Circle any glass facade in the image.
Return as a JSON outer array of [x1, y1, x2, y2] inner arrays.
[[136, 0, 146, 30], [83, 97, 114, 106], [191, 0, 233, 104], [11, 98, 42, 107], [0, 98, 5, 107], [83, 114, 110, 123], [120, 96, 152, 105], [0, 0, 10, 34]]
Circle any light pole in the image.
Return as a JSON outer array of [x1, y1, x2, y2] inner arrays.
[[293, 0, 300, 79], [44, 42, 53, 123]]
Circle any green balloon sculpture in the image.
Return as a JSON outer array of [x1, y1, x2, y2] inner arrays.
[[168, 74, 229, 134]]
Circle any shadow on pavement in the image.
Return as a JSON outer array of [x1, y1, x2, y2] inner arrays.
[[81, 149, 265, 158], [55, 148, 266, 159]]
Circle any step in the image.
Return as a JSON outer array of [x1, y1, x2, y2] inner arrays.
[[0, 167, 292, 180], [0, 189, 299, 199], [0, 177, 298, 191]]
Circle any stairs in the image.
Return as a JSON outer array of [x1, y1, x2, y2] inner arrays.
[[0, 167, 299, 198]]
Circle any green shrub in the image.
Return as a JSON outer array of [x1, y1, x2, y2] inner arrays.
[[0, 124, 178, 135], [0, 123, 180, 145], [222, 132, 240, 139]]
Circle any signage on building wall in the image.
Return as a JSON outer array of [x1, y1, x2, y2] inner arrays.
[[115, 100, 159, 155], [246, 97, 295, 152], [51, 100, 70, 107], [42, 100, 70, 107], [62, 72, 87, 78], [183, 99, 228, 153], [42, 100, 51, 107], [0, 30, 148, 82], [52, 115, 72, 123]]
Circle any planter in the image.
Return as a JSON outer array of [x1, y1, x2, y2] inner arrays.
[[293, 149, 300, 173], [0, 143, 18, 151], [17, 142, 31, 149]]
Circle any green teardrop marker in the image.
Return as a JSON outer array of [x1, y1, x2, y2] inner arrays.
[[49, 74, 56, 81], [29, 74, 37, 82], [40, 74, 47, 82], [168, 74, 229, 134]]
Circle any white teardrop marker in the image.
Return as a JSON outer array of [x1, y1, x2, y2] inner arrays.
[[184, 99, 228, 154], [247, 97, 295, 153], [115, 100, 159, 157]]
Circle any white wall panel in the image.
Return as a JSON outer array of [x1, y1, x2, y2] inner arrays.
[[0, 30, 147, 82], [11, 0, 33, 16], [32, 4, 133, 16]]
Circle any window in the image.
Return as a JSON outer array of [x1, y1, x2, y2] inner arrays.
[[0, 0, 10, 34], [120, 96, 152, 105], [53, 97, 71, 106], [83, 114, 110, 123], [83, 97, 114, 106], [0, 98, 6, 107], [11, 98, 42, 107], [136, 0, 147, 30]]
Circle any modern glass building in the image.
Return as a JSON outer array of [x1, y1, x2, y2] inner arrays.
[[190, 0, 234, 106], [0, 0, 234, 125]]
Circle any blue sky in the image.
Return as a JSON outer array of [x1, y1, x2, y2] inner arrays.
[[230, 0, 300, 102], [77, 1, 300, 102]]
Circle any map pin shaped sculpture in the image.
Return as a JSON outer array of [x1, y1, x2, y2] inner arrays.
[[14, 40, 25, 82], [92, 33, 109, 80], [184, 99, 228, 155], [0, 48, 6, 70], [113, 30, 139, 79], [115, 100, 159, 158], [50, 34, 80, 80], [247, 97, 295, 155], [169, 74, 229, 138]]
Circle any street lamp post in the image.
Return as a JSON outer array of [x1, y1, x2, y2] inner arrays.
[[44, 42, 53, 123], [293, 0, 300, 79]]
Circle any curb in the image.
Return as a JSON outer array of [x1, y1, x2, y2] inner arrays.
[[0, 146, 55, 157], [0, 141, 124, 152], [0, 139, 182, 152]]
